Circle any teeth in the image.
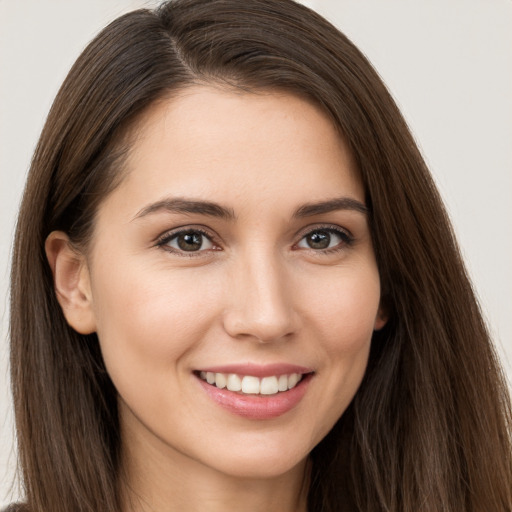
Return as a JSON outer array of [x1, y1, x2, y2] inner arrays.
[[278, 374, 288, 392], [242, 376, 260, 394], [226, 373, 242, 392], [288, 373, 299, 389], [260, 376, 279, 395], [215, 373, 227, 389], [199, 372, 304, 395]]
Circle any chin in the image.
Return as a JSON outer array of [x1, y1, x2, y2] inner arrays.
[[192, 430, 317, 481], [210, 452, 309, 481]]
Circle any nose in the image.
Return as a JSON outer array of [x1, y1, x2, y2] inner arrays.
[[222, 250, 298, 343]]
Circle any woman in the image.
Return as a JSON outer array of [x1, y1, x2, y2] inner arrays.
[[7, 0, 512, 511]]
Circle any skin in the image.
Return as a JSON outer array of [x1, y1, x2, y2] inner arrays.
[[47, 86, 386, 512]]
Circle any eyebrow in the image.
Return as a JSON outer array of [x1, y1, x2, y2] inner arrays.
[[133, 196, 367, 222], [133, 198, 236, 221], [293, 197, 368, 218]]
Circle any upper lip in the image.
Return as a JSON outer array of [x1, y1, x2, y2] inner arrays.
[[195, 363, 313, 378]]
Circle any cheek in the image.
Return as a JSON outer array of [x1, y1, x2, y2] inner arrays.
[[90, 263, 220, 379], [300, 264, 380, 412], [302, 265, 381, 351]]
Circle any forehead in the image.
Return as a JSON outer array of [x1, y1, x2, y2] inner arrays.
[[102, 85, 364, 218]]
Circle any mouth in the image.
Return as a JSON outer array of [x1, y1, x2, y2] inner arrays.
[[194, 365, 314, 420], [196, 370, 305, 396]]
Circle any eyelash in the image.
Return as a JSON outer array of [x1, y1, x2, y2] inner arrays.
[[155, 224, 354, 257], [294, 224, 354, 254], [155, 227, 219, 257]]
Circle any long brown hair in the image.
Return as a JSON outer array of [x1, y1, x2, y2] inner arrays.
[[10, 1, 512, 511]]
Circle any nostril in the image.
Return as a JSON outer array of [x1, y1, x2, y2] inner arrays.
[[222, 305, 296, 342], [223, 322, 296, 344]]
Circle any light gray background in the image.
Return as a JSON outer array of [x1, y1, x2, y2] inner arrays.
[[1, 0, 511, 505]]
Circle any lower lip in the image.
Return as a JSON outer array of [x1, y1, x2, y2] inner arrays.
[[197, 374, 312, 420]]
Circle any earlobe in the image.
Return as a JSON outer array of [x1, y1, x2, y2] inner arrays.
[[45, 231, 97, 334], [374, 306, 388, 331]]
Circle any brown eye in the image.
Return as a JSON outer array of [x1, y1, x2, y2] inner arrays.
[[297, 228, 351, 251], [305, 230, 331, 249], [165, 230, 214, 252]]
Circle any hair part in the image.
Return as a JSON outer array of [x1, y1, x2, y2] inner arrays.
[[10, 1, 512, 511]]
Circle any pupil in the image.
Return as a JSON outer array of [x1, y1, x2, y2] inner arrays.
[[308, 231, 330, 249], [178, 232, 202, 251]]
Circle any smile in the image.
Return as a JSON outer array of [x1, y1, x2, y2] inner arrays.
[[195, 365, 314, 420], [198, 371, 304, 395]]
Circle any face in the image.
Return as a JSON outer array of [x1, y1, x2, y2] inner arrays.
[[68, 87, 385, 480]]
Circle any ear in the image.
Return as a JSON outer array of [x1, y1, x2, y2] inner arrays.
[[45, 231, 96, 334], [374, 304, 388, 331]]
